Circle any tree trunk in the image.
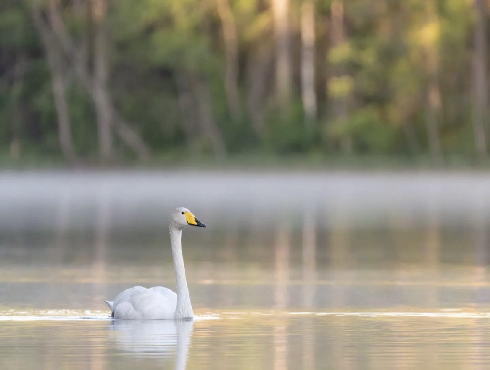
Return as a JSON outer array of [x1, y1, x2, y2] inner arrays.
[[113, 112, 151, 160], [328, 0, 350, 152], [424, 0, 443, 162], [301, 0, 317, 132], [402, 121, 422, 156], [174, 73, 199, 154], [193, 77, 227, 157], [247, 51, 274, 137], [272, 0, 291, 108], [73, 0, 90, 86], [472, 0, 488, 159], [44, 0, 150, 160], [216, 0, 241, 119], [10, 54, 25, 160], [425, 83, 442, 161], [31, 4, 77, 163], [92, 0, 113, 161]]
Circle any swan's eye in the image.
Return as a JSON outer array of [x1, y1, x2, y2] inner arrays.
[[181, 211, 185, 214]]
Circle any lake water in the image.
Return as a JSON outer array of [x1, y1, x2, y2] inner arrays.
[[1, 170, 490, 369]]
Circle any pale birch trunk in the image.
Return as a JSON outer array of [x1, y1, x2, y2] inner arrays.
[[174, 73, 199, 154], [472, 0, 488, 159], [10, 55, 24, 159], [32, 3, 77, 163], [424, 0, 443, 162], [92, 0, 113, 161], [247, 51, 274, 137], [113, 112, 151, 160], [73, 0, 90, 69], [44, 0, 150, 160], [301, 0, 317, 131], [216, 0, 241, 119], [329, 0, 350, 152], [193, 77, 227, 157], [272, 0, 291, 108]]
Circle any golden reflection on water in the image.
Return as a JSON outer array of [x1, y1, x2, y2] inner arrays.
[[302, 213, 316, 370], [3, 312, 490, 370]]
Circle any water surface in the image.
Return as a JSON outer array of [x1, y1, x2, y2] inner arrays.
[[1, 170, 490, 369]]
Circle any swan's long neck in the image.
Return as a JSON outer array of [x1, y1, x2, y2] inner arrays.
[[170, 226, 194, 320]]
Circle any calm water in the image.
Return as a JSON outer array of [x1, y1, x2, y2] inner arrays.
[[1, 170, 490, 369]]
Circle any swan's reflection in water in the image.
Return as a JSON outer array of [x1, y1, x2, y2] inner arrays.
[[109, 320, 193, 367]]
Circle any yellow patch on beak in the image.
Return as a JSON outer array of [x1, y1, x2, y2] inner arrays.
[[184, 212, 197, 226]]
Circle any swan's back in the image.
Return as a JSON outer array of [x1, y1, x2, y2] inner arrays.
[[110, 286, 177, 319]]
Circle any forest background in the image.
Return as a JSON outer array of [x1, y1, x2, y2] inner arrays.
[[1, 0, 490, 166]]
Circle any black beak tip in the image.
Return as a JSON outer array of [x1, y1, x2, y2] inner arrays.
[[196, 219, 206, 228]]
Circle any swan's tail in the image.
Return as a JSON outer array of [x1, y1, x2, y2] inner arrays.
[[104, 300, 114, 312]]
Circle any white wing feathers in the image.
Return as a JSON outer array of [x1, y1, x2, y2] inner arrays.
[[110, 286, 177, 320]]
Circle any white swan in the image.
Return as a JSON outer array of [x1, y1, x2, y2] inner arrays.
[[105, 207, 206, 320]]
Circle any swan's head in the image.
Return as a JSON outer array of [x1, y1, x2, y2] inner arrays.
[[171, 207, 206, 230]]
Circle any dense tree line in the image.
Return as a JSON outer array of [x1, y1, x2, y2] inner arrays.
[[0, 0, 489, 164]]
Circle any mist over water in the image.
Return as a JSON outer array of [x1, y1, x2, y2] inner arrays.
[[1, 170, 490, 369]]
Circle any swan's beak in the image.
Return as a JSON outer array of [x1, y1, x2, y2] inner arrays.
[[194, 218, 206, 228], [185, 212, 206, 228]]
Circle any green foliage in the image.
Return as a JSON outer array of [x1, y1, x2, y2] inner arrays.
[[0, 0, 488, 164], [266, 100, 310, 154], [328, 106, 397, 154]]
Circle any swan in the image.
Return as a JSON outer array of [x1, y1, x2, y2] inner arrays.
[[105, 207, 206, 320]]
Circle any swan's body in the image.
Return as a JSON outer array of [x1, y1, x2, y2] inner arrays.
[[105, 207, 205, 320], [106, 286, 177, 319]]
